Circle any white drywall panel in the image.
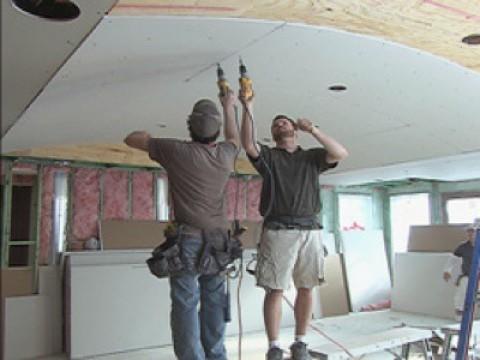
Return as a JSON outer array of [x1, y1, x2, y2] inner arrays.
[[322, 231, 336, 255], [340, 230, 391, 311], [1, 0, 118, 136], [3, 16, 480, 184], [391, 252, 456, 319], [3, 265, 62, 360], [69, 261, 171, 358], [4, 295, 62, 359], [309, 327, 431, 359], [67, 250, 285, 358]]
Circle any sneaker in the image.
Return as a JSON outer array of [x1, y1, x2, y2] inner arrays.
[[266, 346, 284, 360], [290, 341, 312, 360]]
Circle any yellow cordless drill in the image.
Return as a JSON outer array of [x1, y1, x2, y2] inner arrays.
[[216, 63, 230, 96], [239, 58, 253, 100]]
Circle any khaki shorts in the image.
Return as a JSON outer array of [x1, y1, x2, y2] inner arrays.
[[255, 228, 324, 290]]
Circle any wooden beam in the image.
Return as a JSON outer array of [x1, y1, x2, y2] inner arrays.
[[5, 143, 258, 175]]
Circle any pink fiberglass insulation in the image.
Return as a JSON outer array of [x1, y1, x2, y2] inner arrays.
[[72, 168, 100, 243], [132, 171, 155, 220], [39, 166, 55, 264], [103, 169, 129, 220], [246, 178, 263, 221], [226, 178, 246, 221]]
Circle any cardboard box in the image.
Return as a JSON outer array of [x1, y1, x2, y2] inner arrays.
[[408, 224, 469, 252], [238, 221, 262, 249], [1, 268, 33, 297], [100, 219, 168, 250]]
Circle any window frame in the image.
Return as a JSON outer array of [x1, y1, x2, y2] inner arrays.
[[442, 191, 480, 224]]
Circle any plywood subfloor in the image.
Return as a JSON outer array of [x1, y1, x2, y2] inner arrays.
[[112, 0, 480, 73]]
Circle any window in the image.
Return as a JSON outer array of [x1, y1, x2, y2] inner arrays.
[[338, 194, 373, 230], [446, 197, 480, 224], [390, 193, 430, 253], [156, 176, 169, 221], [52, 171, 68, 262]]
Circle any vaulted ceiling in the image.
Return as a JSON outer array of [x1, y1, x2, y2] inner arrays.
[[2, 0, 480, 185]]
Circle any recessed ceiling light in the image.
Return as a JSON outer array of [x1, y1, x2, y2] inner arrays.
[[12, 0, 80, 21], [328, 85, 347, 92], [462, 34, 480, 45]]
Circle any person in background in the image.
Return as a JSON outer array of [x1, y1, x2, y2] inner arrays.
[[443, 225, 478, 320]]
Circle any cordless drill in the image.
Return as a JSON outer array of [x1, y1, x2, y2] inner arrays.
[[216, 63, 230, 96], [239, 58, 253, 100]]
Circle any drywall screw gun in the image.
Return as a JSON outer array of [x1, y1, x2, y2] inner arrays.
[[239, 58, 253, 100], [216, 63, 230, 96]]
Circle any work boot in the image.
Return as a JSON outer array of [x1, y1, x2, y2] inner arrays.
[[266, 346, 284, 360], [290, 341, 312, 360]]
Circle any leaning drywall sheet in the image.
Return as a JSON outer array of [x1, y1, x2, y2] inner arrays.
[[69, 254, 171, 358], [340, 230, 391, 312], [66, 250, 284, 358], [100, 219, 167, 249], [391, 252, 456, 319], [316, 254, 350, 317], [3, 265, 62, 359], [408, 224, 468, 252], [4, 295, 61, 359], [323, 231, 337, 255]]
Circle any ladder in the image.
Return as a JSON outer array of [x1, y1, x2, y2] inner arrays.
[[455, 226, 480, 360]]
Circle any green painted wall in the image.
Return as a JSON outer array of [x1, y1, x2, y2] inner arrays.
[[319, 178, 480, 272]]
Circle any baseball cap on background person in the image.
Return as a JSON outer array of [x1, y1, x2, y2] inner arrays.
[[188, 99, 222, 138]]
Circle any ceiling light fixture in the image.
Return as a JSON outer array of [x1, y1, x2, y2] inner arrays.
[[328, 85, 347, 92], [462, 34, 480, 45], [12, 0, 80, 21]]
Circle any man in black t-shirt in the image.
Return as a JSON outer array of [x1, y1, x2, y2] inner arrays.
[[443, 225, 478, 319], [240, 93, 348, 360]]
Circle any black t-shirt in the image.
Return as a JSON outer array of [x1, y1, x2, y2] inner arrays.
[[454, 240, 474, 276], [248, 144, 337, 219]]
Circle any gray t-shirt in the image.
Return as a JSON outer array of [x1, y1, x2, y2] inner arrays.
[[248, 144, 337, 219], [149, 139, 237, 230]]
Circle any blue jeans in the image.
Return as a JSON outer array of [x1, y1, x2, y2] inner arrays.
[[169, 235, 227, 360]]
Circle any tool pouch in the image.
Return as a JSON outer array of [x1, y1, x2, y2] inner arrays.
[[146, 225, 184, 278], [198, 230, 243, 275]]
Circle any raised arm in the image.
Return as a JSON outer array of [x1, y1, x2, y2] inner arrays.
[[297, 119, 349, 163], [219, 90, 240, 149], [124, 131, 152, 152], [239, 94, 259, 158]]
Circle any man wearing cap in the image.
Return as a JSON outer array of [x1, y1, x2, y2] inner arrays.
[[443, 225, 478, 319], [124, 91, 239, 360], [239, 94, 348, 360]]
